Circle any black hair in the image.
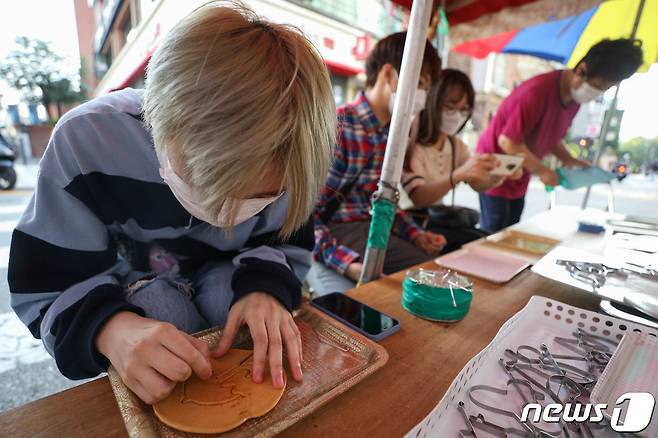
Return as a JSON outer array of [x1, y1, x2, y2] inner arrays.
[[416, 69, 475, 146], [365, 32, 441, 88], [575, 38, 643, 82]]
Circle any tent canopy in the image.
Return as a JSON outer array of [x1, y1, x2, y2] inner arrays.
[[452, 0, 658, 72], [390, 0, 539, 25]]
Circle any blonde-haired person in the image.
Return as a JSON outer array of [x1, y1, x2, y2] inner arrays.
[[8, 2, 334, 405]]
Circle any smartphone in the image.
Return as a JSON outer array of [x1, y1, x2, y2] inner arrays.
[[310, 292, 400, 341], [491, 154, 524, 176]]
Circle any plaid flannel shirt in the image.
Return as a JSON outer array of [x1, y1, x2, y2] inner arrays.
[[313, 92, 424, 274]]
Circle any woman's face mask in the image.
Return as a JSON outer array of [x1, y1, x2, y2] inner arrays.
[[156, 148, 282, 227], [441, 109, 469, 136]]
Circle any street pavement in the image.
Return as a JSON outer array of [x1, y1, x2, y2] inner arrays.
[[0, 164, 656, 412], [0, 164, 91, 412], [454, 172, 658, 220]]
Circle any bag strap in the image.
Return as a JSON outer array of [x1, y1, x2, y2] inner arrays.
[[448, 135, 456, 207]]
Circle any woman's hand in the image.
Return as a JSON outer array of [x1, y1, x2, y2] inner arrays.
[[213, 292, 303, 389], [507, 168, 524, 180], [454, 154, 497, 185], [414, 231, 447, 256], [345, 262, 363, 282], [96, 311, 212, 405], [497, 168, 524, 185]]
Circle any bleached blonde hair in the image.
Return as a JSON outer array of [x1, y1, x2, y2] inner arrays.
[[143, 1, 335, 237]]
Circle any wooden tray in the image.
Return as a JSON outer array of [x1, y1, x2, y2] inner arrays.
[[108, 305, 388, 437], [481, 229, 560, 256]]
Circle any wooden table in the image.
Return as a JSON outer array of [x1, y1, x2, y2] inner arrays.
[[0, 208, 611, 437]]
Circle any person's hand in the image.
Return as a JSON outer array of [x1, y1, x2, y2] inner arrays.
[[414, 231, 447, 256], [564, 157, 591, 168], [503, 168, 524, 182], [454, 154, 498, 185], [212, 292, 303, 390], [96, 311, 212, 405], [345, 262, 363, 282], [538, 167, 559, 186]]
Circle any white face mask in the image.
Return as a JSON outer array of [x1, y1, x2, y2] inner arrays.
[[571, 80, 603, 104], [156, 148, 281, 227], [388, 88, 428, 115], [215, 195, 282, 227], [441, 110, 469, 136]]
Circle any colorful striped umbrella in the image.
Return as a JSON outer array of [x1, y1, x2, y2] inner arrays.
[[453, 0, 658, 71]]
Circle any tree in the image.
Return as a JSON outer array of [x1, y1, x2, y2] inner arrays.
[[0, 36, 84, 122], [619, 136, 658, 168]]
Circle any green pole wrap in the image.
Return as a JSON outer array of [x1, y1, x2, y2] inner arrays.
[[438, 8, 449, 35], [367, 198, 396, 250], [401, 269, 473, 322]]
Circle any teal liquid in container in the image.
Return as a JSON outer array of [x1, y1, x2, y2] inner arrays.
[[402, 268, 473, 322]]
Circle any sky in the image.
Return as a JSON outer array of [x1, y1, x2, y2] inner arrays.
[[615, 63, 658, 141], [0, 0, 656, 141], [0, 1, 80, 65], [0, 0, 80, 104]]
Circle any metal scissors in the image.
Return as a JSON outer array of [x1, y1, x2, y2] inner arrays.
[[470, 412, 530, 437], [555, 260, 612, 290], [468, 384, 565, 437], [504, 346, 596, 384], [553, 335, 612, 372]]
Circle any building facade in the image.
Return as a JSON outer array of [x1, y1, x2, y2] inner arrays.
[[80, 0, 405, 106]]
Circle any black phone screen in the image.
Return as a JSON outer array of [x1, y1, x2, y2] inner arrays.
[[311, 293, 399, 336]]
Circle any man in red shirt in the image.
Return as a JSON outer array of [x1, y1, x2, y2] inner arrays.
[[477, 38, 643, 232]]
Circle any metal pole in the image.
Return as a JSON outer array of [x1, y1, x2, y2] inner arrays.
[[581, 85, 619, 209], [359, 0, 434, 284], [581, 0, 645, 209]]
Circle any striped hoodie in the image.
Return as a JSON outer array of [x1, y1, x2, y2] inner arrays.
[[8, 89, 312, 379]]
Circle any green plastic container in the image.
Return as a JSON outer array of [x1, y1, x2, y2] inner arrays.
[[402, 268, 473, 322]]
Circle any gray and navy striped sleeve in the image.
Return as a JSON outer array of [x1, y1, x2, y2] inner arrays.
[[228, 195, 314, 311], [8, 115, 144, 380]]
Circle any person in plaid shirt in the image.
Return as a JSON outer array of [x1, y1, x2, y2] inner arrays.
[[313, 32, 446, 287]]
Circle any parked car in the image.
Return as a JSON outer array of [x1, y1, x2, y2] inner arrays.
[[0, 133, 17, 190]]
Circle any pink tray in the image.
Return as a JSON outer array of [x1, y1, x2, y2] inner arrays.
[[435, 246, 530, 283]]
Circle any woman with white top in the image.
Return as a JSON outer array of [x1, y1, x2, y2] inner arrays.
[[401, 69, 503, 253]]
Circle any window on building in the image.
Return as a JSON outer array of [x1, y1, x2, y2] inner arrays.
[[330, 73, 348, 107], [115, 2, 134, 50], [492, 55, 508, 91], [289, 0, 404, 38], [96, 43, 113, 79], [132, 0, 141, 24]]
